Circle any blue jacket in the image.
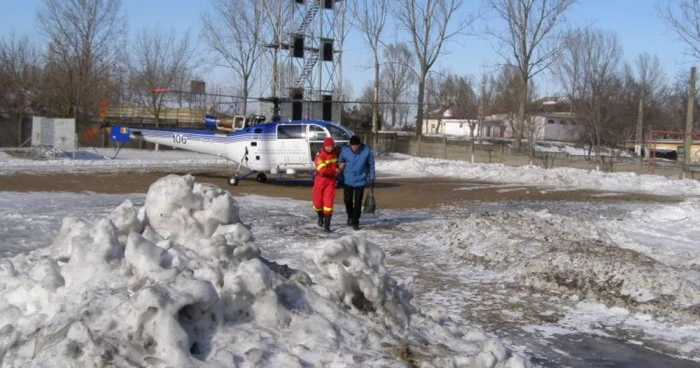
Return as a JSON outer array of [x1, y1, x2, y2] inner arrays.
[[338, 144, 375, 187]]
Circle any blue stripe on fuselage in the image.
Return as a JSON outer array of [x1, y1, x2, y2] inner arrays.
[[125, 119, 354, 140]]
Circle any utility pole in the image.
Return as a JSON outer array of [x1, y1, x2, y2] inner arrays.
[[684, 66, 696, 177]]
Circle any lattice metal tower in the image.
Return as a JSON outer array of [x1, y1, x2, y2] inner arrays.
[[261, 0, 345, 121]]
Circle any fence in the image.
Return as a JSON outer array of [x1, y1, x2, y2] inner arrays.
[[2, 116, 697, 180], [368, 132, 700, 180], [0, 114, 182, 151]]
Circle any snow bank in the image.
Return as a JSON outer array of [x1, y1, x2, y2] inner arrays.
[[408, 208, 700, 326], [0, 174, 530, 367], [597, 199, 700, 269], [375, 157, 700, 197]]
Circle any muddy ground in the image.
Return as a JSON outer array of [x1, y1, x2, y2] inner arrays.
[[0, 169, 685, 208]]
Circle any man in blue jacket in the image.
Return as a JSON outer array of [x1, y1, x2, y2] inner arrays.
[[337, 135, 375, 230]]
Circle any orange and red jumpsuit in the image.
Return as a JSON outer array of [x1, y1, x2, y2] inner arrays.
[[312, 141, 339, 216]]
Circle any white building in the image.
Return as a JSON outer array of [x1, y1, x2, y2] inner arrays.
[[421, 103, 479, 137], [481, 112, 585, 142]]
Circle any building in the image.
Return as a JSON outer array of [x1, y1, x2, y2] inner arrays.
[[481, 112, 585, 142], [421, 101, 479, 137]]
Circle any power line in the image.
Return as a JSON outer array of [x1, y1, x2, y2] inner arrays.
[[157, 89, 422, 106]]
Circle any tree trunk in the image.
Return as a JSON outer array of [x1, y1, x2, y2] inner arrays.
[[242, 76, 249, 116], [373, 53, 380, 148], [595, 129, 602, 171], [416, 71, 426, 136], [272, 49, 279, 97], [154, 116, 160, 151], [516, 77, 528, 150], [17, 114, 23, 147]]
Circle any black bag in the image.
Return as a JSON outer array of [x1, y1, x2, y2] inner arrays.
[[362, 184, 376, 214]]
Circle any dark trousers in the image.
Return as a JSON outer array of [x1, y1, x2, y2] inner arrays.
[[343, 185, 364, 223]]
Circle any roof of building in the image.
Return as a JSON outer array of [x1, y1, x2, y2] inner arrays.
[[426, 101, 472, 119]]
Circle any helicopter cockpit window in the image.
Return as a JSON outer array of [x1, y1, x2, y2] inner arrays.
[[327, 124, 351, 142], [277, 124, 304, 139], [308, 125, 328, 141]]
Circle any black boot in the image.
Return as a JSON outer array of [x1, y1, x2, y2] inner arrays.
[[346, 216, 352, 226], [316, 210, 324, 227], [323, 215, 332, 232], [352, 218, 360, 231]]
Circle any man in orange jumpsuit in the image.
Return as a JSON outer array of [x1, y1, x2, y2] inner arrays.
[[313, 137, 340, 232]]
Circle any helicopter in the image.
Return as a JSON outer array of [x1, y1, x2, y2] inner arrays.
[[109, 112, 354, 186]]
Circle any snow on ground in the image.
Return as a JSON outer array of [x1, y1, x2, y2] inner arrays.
[[2, 148, 700, 366], [404, 201, 700, 357], [0, 175, 528, 367], [0, 147, 230, 174], [2, 147, 699, 198], [533, 142, 631, 157], [2, 186, 699, 366], [374, 156, 700, 197], [414, 135, 631, 157]]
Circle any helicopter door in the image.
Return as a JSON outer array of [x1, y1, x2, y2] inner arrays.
[[307, 124, 329, 161], [276, 124, 308, 165]]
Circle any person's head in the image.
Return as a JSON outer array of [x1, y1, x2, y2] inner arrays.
[[349, 135, 361, 152], [323, 137, 335, 152]]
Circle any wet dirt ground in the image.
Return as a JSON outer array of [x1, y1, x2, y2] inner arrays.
[[0, 169, 686, 208]]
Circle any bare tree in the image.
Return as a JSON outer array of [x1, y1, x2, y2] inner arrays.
[[261, 0, 290, 100], [493, 64, 524, 137], [624, 53, 667, 147], [334, 2, 352, 107], [634, 53, 666, 100], [446, 74, 477, 114], [486, 0, 576, 149], [478, 72, 498, 114], [125, 26, 196, 128], [381, 43, 416, 127], [555, 27, 623, 167], [352, 0, 389, 142], [201, 0, 264, 115], [199, 83, 240, 117], [348, 83, 382, 132], [428, 71, 477, 113], [0, 32, 42, 115], [340, 78, 356, 102], [658, 69, 700, 132], [396, 0, 474, 135], [424, 68, 450, 113], [0, 32, 42, 145], [37, 0, 125, 118], [656, 0, 700, 61]]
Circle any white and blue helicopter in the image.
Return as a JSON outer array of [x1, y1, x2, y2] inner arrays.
[[109, 113, 354, 186]]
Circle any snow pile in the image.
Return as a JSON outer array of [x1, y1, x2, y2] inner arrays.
[[0, 174, 530, 367], [375, 157, 700, 196], [598, 199, 700, 269], [409, 209, 700, 325]]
